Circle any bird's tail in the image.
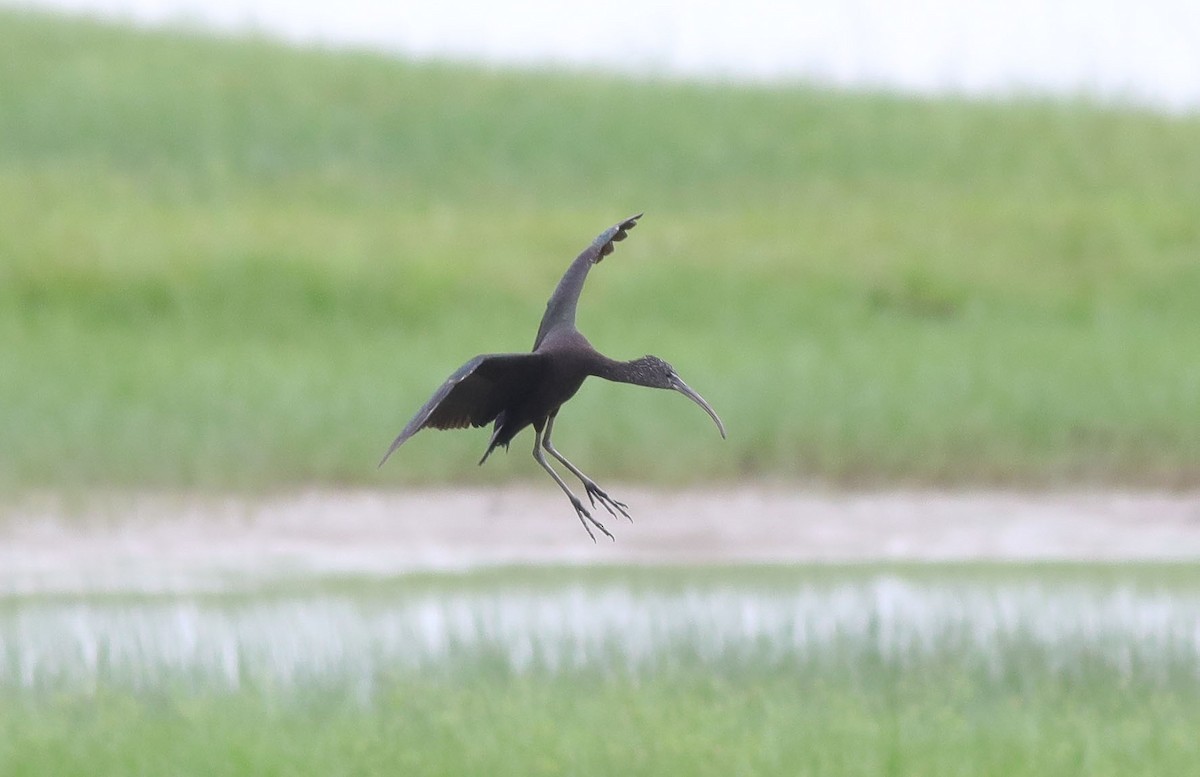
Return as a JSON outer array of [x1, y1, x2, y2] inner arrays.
[[478, 422, 509, 465], [478, 440, 508, 466]]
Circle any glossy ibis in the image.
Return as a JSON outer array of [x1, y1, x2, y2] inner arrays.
[[379, 214, 726, 540]]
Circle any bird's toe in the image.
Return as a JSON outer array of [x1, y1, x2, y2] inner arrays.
[[586, 483, 631, 521], [569, 497, 612, 542]]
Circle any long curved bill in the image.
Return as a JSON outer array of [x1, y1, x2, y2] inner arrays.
[[669, 373, 727, 439]]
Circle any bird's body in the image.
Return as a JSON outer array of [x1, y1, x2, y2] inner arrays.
[[380, 214, 725, 540], [481, 330, 594, 461]]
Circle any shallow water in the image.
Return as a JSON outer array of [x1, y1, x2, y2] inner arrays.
[[4, 575, 1199, 695]]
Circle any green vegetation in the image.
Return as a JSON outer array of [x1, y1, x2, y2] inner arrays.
[[4, 564, 1200, 776], [3, 9, 1199, 492], [6, 671, 1197, 777]]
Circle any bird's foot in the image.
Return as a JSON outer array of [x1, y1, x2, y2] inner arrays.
[[570, 496, 614, 543], [583, 481, 631, 522]]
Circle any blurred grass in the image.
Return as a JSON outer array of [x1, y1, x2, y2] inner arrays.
[[5, 563, 1200, 776], [6, 671, 1197, 777], [2, 9, 1200, 492]]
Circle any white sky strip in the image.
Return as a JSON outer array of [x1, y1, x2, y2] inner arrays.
[[8, 0, 1200, 111]]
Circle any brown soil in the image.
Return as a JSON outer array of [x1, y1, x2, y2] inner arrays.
[[3, 487, 1199, 593]]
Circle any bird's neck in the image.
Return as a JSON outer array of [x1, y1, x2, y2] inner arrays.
[[590, 355, 653, 386]]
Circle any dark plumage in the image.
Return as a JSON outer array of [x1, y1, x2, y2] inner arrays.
[[380, 214, 725, 540]]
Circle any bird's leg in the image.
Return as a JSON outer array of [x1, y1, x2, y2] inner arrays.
[[532, 426, 613, 542], [542, 416, 631, 521]]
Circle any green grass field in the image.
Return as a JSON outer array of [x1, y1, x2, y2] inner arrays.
[[5, 15, 1196, 773], [3, 9, 1200, 492], [4, 565, 1199, 776], [7, 672, 1196, 777]]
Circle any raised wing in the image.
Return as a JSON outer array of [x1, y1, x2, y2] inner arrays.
[[532, 213, 642, 350], [379, 352, 548, 466]]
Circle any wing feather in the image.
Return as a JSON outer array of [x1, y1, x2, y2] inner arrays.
[[379, 353, 547, 466], [533, 214, 642, 349]]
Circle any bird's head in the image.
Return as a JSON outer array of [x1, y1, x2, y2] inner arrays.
[[629, 356, 726, 439]]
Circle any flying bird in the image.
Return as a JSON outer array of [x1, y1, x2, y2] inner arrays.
[[379, 214, 726, 540]]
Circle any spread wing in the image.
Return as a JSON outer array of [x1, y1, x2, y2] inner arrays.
[[533, 213, 642, 350], [379, 353, 548, 467]]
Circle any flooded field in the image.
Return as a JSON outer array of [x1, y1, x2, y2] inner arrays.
[[4, 493, 1200, 775], [4, 571, 1200, 696]]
